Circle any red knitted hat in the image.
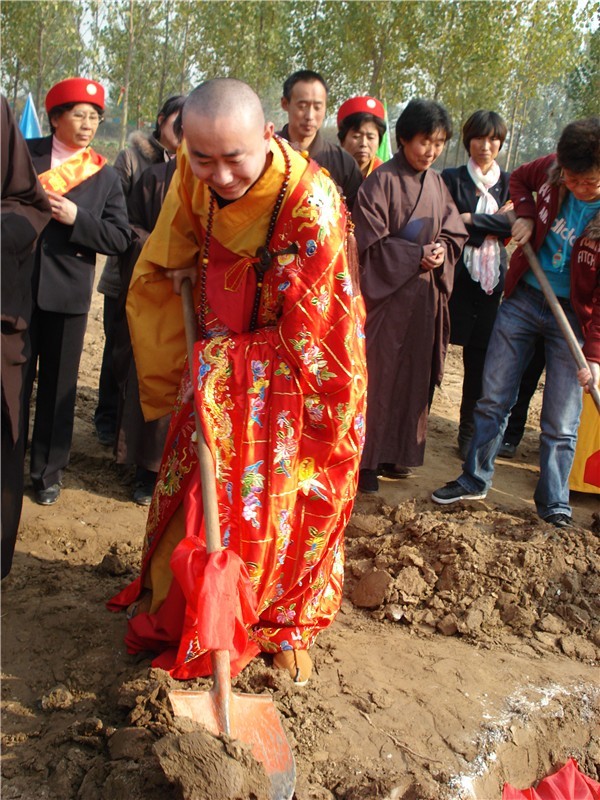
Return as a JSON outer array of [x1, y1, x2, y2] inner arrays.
[[45, 78, 105, 114], [337, 96, 385, 127]]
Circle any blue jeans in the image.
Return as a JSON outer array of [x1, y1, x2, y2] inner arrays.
[[458, 283, 583, 519]]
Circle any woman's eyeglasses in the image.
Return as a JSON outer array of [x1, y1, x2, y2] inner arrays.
[[560, 169, 600, 189], [68, 110, 104, 125]]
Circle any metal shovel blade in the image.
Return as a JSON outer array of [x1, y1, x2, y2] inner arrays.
[[169, 686, 296, 800]]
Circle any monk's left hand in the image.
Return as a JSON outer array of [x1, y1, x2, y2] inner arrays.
[[164, 266, 198, 295], [421, 242, 445, 271], [578, 361, 600, 392], [46, 191, 78, 225]]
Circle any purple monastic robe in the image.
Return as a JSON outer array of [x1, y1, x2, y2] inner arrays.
[[353, 148, 468, 468]]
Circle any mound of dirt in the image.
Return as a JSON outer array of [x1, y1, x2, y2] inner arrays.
[[348, 497, 600, 663], [2, 264, 599, 799]]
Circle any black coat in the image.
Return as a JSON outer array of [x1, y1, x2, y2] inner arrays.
[[442, 164, 511, 346], [26, 136, 130, 315], [1, 98, 52, 442]]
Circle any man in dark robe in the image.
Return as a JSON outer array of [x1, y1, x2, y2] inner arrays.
[[111, 158, 178, 504], [278, 69, 362, 208], [1, 96, 52, 578], [352, 99, 468, 493]]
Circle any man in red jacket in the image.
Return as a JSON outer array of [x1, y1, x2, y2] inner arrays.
[[432, 117, 600, 527]]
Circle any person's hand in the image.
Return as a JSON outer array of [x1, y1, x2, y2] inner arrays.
[[577, 360, 600, 393], [163, 266, 198, 295], [182, 382, 194, 404], [498, 200, 514, 214], [421, 242, 445, 271], [511, 217, 534, 247], [46, 190, 78, 225], [460, 212, 472, 225]]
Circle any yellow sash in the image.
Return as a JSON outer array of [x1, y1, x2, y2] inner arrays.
[[38, 147, 107, 195]]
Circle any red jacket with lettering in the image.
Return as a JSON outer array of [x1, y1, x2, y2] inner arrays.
[[507, 153, 600, 362]]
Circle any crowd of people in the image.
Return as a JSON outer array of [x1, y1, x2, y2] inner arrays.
[[1, 69, 598, 683]]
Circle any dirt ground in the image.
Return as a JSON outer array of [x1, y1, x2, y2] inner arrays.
[[2, 264, 599, 800]]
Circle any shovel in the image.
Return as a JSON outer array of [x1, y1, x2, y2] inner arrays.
[[168, 278, 296, 800], [507, 210, 600, 414]]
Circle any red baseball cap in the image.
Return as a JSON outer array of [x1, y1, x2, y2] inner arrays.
[[45, 78, 105, 114], [337, 96, 385, 128]]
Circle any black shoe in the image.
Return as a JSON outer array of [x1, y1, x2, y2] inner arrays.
[[96, 428, 115, 447], [498, 442, 517, 458], [358, 469, 379, 494], [544, 513, 573, 528], [35, 483, 61, 506], [378, 463, 414, 479], [133, 483, 154, 506], [431, 480, 487, 505]]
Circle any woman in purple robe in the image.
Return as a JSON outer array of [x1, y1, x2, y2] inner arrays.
[[353, 99, 468, 494]]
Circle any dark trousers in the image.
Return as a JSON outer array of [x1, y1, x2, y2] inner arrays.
[[458, 343, 488, 444], [25, 307, 88, 489], [503, 337, 546, 446], [1, 409, 25, 579], [94, 295, 119, 436]]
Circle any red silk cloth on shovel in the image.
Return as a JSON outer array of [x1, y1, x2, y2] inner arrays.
[[502, 758, 600, 800]]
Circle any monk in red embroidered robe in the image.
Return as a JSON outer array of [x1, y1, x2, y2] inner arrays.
[[109, 79, 367, 685]]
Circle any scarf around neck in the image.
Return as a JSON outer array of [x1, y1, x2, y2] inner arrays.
[[463, 156, 501, 294]]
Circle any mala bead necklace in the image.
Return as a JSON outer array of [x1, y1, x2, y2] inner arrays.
[[198, 135, 298, 339]]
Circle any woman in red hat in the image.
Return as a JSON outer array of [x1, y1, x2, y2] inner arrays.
[[24, 77, 130, 506], [337, 96, 387, 179]]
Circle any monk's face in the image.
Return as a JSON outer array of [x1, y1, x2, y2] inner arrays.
[[185, 112, 274, 200], [400, 128, 447, 172]]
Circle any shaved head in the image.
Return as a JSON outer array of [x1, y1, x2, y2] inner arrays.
[[183, 78, 265, 128], [182, 78, 275, 200]]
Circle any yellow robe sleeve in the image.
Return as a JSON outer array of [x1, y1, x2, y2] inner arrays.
[[126, 146, 206, 420]]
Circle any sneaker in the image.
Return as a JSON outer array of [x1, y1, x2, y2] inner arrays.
[[498, 442, 517, 459], [358, 469, 379, 493], [431, 480, 487, 505], [378, 463, 414, 479], [544, 513, 573, 528]]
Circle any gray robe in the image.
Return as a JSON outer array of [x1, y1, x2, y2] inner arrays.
[[353, 149, 468, 468]]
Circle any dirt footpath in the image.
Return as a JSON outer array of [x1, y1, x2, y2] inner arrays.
[[1, 272, 598, 800]]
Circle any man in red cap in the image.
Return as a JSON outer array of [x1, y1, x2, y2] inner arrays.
[[23, 78, 130, 506], [337, 96, 387, 179]]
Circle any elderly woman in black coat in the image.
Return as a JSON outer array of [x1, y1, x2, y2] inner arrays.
[[25, 77, 130, 505]]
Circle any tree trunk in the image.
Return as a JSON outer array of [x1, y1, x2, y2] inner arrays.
[[505, 83, 521, 171], [119, 0, 135, 151], [179, 13, 190, 94], [35, 21, 44, 111], [158, 0, 171, 106], [513, 97, 529, 169], [11, 60, 20, 111]]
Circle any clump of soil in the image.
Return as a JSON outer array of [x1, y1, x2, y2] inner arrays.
[[348, 496, 600, 662]]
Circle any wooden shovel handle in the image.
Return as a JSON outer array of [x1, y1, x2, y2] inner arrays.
[[507, 210, 600, 413], [180, 278, 223, 553]]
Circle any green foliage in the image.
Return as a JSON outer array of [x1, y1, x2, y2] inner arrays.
[[567, 24, 600, 118], [1, 0, 86, 123], [1, 0, 593, 163]]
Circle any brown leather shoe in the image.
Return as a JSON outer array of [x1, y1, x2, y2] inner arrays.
[[273, 650, 312, 685]]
